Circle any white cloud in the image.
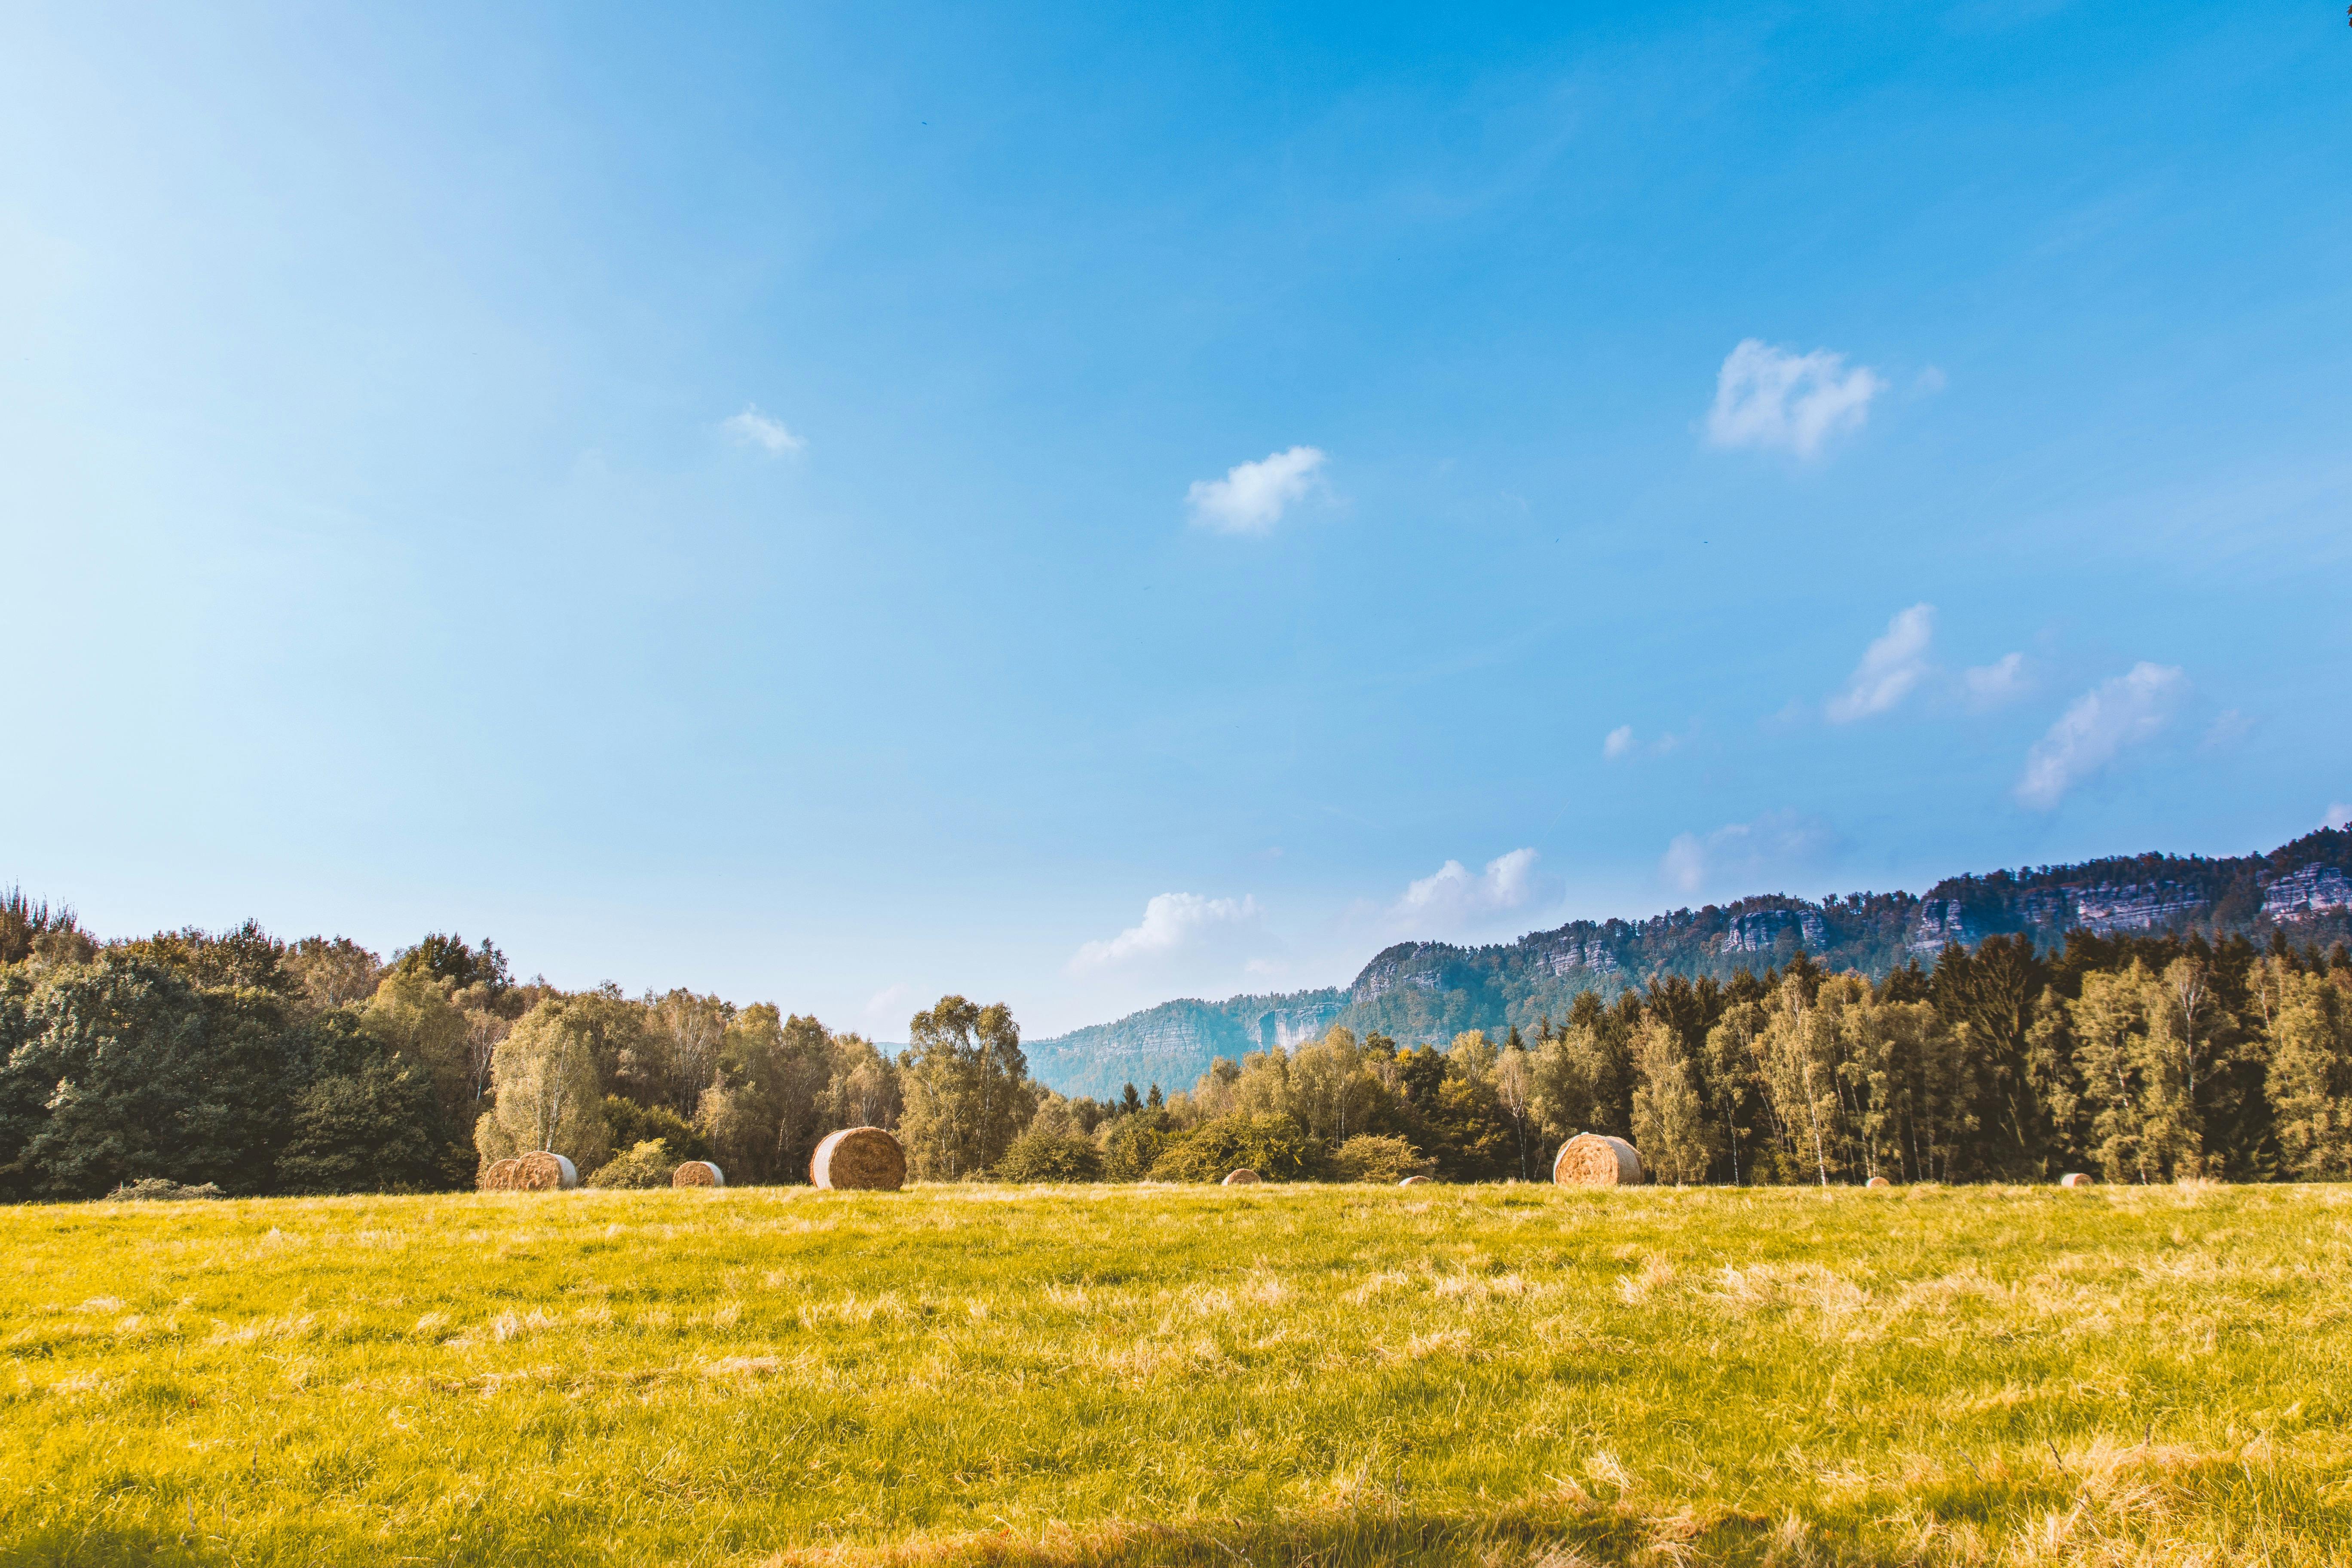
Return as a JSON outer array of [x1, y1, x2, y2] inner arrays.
[[1602, 723, 1692, 761], [1662, 811, 1836, 896], [1707, 339, 1887, 459], [2324, 804, 2351, 831], [1072, 893, 1262, 969], [2014, 662, 2184, 810], [1386, 848, 1544, 937], [1185, 446, 1326, 534], [722, 405, 805, 456], [1963, 652, 2031, 709], [1826, 603, 1936, 723], [1913, 366, 1949, 396]]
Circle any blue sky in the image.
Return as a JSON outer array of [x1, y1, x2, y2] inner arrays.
[[3, 3, 2346, 1037]]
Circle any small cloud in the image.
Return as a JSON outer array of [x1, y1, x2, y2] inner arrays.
[[1186, 446, 1327, 534], [1603, 723, 1693, 760], [1662, 811, 1836, 896], [863, 983, 912, 1023], [1962, 652, 2031, 710], [722, 405, 805, 456], [1706, 339, 1887, 459], [1826, 603, 1936, 723], [2323, 804, 2350, 831], [2014, 662, 2184, 810], [1072, 893, 1262, 969], [1912, 366, 1948, 397], [1388, 848, 1546, 937]]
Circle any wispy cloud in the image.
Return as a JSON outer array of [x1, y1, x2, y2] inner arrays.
[[1662, 811, 1836, 897], [1602, 723, 1690, 761], [2324, 804, 2350, 831], [2015, 663, 2184, 810], [1186, 446, 1327, 534], [1963, 652, 2031, 709], [1707, 339, 1887, 459], [1826, 604, 1936, 723], [1072, 893, 1262, 969], [721, 405, 805, 456]]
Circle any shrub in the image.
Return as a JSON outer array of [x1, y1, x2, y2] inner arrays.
[[1331, 1133, 1434, 1183], [1149, 1114, 1325, 1183], [602, 1096, 710, 1163], [1097, 1110, 1177, 1180], [586, 1140, 676, 1189], [995, 1126, 1102, 1183]]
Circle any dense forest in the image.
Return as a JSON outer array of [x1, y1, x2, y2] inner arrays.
[[1028, 829, 2352, 1097], [3, 882, 2349, 1197]]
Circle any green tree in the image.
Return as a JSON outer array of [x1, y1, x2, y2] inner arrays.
[[476, 999, 611, 1173], [897, 996, 1029, 1179], [2263, 962, 2352, 1180], [363, 968, 472, 1135], [0, 956, 303, 1198], [1629, 1018, 1715, 1185]]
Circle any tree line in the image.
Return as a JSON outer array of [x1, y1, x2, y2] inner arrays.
[[3, 886, 2348, 1197]]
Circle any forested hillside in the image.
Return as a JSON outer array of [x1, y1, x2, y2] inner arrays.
[[1028, 829, 2352, 1097], [4, 826, 2349, 1199]]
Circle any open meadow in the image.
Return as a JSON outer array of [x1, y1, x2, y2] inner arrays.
[[4, 1182, 2350, 1567]]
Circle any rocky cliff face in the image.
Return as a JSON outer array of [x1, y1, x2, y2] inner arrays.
[[1025, 829, 2352, 1097]]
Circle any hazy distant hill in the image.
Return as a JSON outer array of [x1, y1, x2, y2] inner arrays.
[[1023, 829, 2352, 1099]]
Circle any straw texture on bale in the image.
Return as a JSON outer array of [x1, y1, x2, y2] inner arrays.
[[1222, 1169, 1261, 1185], [1553, 1133, 1645, 1187], [1866, 1176, 1892, 1188], [479, 1157, 523, 1192], [671, 1160, 725, 1188], [809, 1127, 906, 1191], [1398, 1175, 1432, 1187], [2059, 1172, 2096, 1188], [515, 1151, 579, 1191]]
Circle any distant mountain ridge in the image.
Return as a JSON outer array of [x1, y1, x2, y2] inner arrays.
[[1023, 829, 2352, 1099]]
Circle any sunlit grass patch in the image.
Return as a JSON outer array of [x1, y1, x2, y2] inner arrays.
[[3, 1182, 2351, 1565]]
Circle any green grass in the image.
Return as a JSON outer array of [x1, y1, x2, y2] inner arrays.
[[4, 1182, 2350, 1566]]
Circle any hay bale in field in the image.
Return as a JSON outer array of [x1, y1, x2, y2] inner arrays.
[[672, 1160, 725, 1188], [2059, 1172, 2096, 1188], [1866, 1176, 1892, 1188], [514, 1151, 579, 1191], [1399, 1175, 1432, 1187], [1553, 1133, 1645, 1187], [810, 1127, 906, 1191], [480, 1157, 523, 1192], [1222, 1168, 1260, 1185]]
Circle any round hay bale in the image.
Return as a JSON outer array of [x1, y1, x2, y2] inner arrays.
[[1399, 1175, 1432, 1187], [1866, 1175, 1892, 1188], [810, 1127, 906, 1191], [1222, 1168, 1261, 1186], [1553, 1133, 1644, 1187], [480, 1157, 523, 1192], [671, 1160, 725, 1188], [2059, 1172, 2096, 1188], [514, 1151, 579, 1191]]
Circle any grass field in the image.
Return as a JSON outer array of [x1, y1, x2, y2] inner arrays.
[[4, 1182, 2350, 1567]]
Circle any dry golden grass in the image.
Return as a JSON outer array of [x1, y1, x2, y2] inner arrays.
[[3, 1181, 2350, 1565]]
